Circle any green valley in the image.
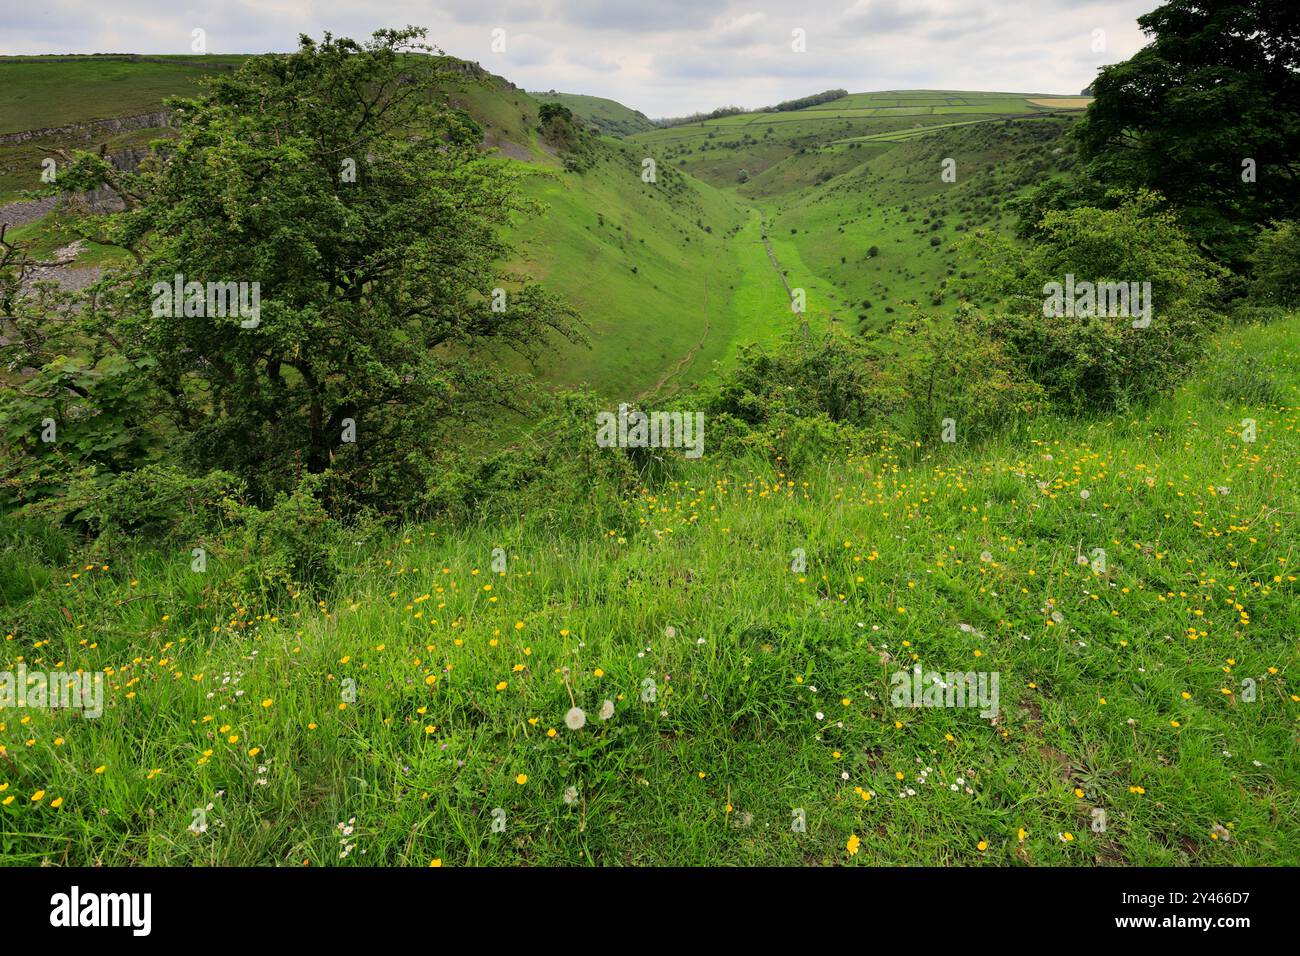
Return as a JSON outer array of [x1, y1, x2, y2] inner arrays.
[[3, 4, 1298, 878]]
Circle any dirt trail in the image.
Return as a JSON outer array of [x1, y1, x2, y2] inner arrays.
[[759, 219, 811, 342], [638, 270, 710, 401], [637, 214, 815, 402]]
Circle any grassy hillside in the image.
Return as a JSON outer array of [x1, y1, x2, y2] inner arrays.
[[504, 148, 845, 399], [0, 55, 247, 134], [0, 56, 243, 204], [0, 61, 1097, 407], [528, 91, 654, 137], [2, 316, 1296, 866], [0, 54, 820, 403], [760, 116, 1079, 333], [630, 90, 1089, 188], [0, 55, 540, 202]]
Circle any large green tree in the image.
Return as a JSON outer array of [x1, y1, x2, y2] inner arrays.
[[13, 28, 582, 511], [1075, 0, 1300, 265]]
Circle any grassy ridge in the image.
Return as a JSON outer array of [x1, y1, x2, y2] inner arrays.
[[504, 149, 749, 398], [630, 91, 1088, 188], [527, 91, 654, 138], [2, 317, 1296, 866], [0, 56, 247, 134]]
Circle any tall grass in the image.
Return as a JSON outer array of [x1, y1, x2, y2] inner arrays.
[[1, 319, 1297, 866]]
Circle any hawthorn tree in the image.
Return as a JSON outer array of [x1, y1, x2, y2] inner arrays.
[[34, 27, 583, 511]]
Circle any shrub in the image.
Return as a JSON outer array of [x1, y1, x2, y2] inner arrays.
[[222, 473, 342, 601], [421, 390, 643, 533], [1247, 220, 1300, 308], [707, 332, 898, 429], [19, 464, 244, 550], [888, 311, 1044, 445], [965, 192, 1226, 411]]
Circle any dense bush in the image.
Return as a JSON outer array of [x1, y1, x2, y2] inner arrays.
[[221, 473, 342, 601], [421, 390, 645, 533], [706, 332, 898, 428], [1247, 220, 1300, 308], [18, 464, 243, 550], [965, 193, 1226, 411], [887, 312, 1044, 444], [706, 408, 885, 473]]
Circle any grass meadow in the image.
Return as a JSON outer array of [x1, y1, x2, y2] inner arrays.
[[3, 318, 1297, 866]]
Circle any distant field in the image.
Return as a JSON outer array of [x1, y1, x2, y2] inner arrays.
[[1026, 97, 1092, 109], [0, 55, 246, 133], [743, 115, 1078, 339], [629, 90, 1089, 190]]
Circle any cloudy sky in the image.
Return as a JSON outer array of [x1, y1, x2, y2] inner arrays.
[[3, 0, 1162, 117]]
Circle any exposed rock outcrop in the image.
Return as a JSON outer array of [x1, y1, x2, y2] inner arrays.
[[0, 110, 173, 146]]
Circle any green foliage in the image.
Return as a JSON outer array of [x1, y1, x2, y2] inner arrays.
[[1012, 174, 1105, 241], [222, 473, 341, 600], [764, 89, 849, 112], [448, 106, 484, 144], [887, 311, 1044, 444], [527, 92, 654, 138], [0, 266, 166, 510], [967, 194, 1225, 411], [421, 391, 641, 532], [711, 410, 878, 473], [538, 102, 574, 125], [704, 313, 1042, 461], [9, 29, 583, 514], [1074, 0, 1300, 265], [538, 104, 597, 170], [1247, 220, 1300, 307], [25, 464, 244, 549], [706, 332, 896, 429]]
